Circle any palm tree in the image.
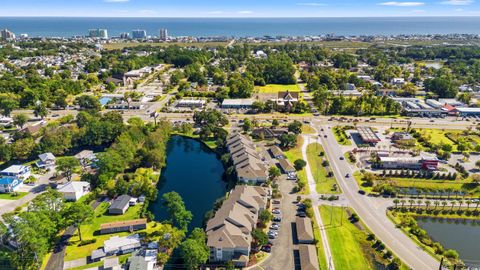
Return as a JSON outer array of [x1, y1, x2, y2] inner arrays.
[[475, 200, 480, 211], [417, 200, 423, 209], [458, 200, 464, 210], [446, 188, 452, 200], [409, 199, 415, 210], [434, 201, 440, 210], [393, 199, 400, 209], [466, 200, 472, 210], [442, 201, 448, 210], [450, 201, 457, 211], [400, 199, 406, 208], [425, 200, 431, 210]]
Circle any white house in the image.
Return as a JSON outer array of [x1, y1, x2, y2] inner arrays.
[[36, 153, 56, 169], [1, 165, 31, 180], [104, 234, 141, 255], [0, 177, 22, 193], [58, 181, 90, 201]]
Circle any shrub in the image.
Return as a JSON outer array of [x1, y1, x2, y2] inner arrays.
[[444, 249, 459, 259], [294, 159, 307, 171]]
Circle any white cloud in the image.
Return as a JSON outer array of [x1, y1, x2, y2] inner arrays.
[[205, 11, 224, 15], [454, 8, 464, 11], [104, 0, 129, 2], [296, 2, 327, 6], [237, 10, 254, 14], [378, 1, 425, 6], [440, 0, 474, 5]]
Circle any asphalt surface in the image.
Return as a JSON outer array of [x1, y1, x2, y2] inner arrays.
[[315, 122, 440, 270]]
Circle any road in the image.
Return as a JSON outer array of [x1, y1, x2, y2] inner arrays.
[[314, 122, 440, 270], [301, 135, 335, 270]]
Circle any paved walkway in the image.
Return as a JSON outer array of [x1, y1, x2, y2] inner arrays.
[[301, 135, 335, 270]]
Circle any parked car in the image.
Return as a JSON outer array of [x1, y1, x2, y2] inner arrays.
[[270, 224, 279, 230], [297, 212, 307, 218], [261, 246, 272, 253], [273, 216, 282, 222], [273, 200, 281, 204], [272, 209, 281, 215], [339, 156, 344, 160], [358, 190, 366, 195]]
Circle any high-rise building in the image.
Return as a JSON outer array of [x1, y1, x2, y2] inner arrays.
[[120, 32, 130, 39], [159, 28, 168, 41], [131, 29, 147, 39], [88, 29, 108, 39], [0, 29, 16, 40]]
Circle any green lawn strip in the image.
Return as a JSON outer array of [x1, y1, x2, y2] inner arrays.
[[353, 171, 375, 194], [306, 143, 340, 194], [0, 192, 28, 200], [312, 216, 328, 270], [332, 126, 352, 146], [255, 84, 300, 93], [319, 206, 372, 269], [302, 125, 317, 135], [64, 203, 147, 261], [285, 136, 309, 195]]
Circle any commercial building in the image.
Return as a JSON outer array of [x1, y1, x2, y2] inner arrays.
[[109, 195, 132, 215], [357, 127, 381, 144], [226, 133, 268, 184], [206, 185, 270, 267], [159, 28, 168, 41], [58, 181, 90, 201], [221, 99, 255, 109], [131, 30, 147, 39], [379, 154, 439, 170], [391, 132, 414, 142], [299, 245, 320, 270], [100, 219, 147, 235], [273, 91, 299, 109], [0, 29, 15, 40], [176, 99, 206, 108], [296, 217, 314, 244], [454, 107, 480, 117], [88, 29, 108, 39]]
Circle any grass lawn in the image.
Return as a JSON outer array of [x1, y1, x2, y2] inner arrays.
[[307, 143, 340, 194], [64, 203, 148, 262], [255, 84, 300, 94], [320, 206, 373, 270], [0, 192, 28, 200], [332, 126, 352, 146], [312, 217, 328, 270], [302, 125, 317, 135], [417, 129, 458, 150], [285, 136, 309, 195]]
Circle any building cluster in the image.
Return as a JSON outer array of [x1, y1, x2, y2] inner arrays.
[[226, 133, 268, 184], [393, 97, 480, 117], [206, 185, 270, 267], [377, 152, 439, 170], [1, 29, 15, 40]]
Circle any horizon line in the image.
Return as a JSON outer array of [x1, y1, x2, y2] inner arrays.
[[1, 15, 480, 19]]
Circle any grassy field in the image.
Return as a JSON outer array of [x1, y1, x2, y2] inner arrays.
[[255, 84, 300, 93], [332, 126, 352, 146], [307, 143, 340, 194], [312, 215, 328, 270], [320, 206, 373, 269], [285, 136, 309, 194], [0, 192, 28, 200], [302, 124, 317, 135], [64, 202, 151, 261], [103, 41, 229, 50]]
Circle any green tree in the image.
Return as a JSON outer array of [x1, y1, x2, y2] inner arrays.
[[56, 156, 80, 181], [288, 120, 303, 134], [34, 102, 48, 119], [75, 95, 101, 111], [13, 113, 29, 129], [0, 93, 19, 116], [259, 209, 273, 226], [180, 228, 209, 270], [243, 118, 252, 132], [268, 166, 281, 180], [252, 228, 268, 247], [63, 202, 94, 242], [294, 159, 307, 170], [162, 191, 193, 231]]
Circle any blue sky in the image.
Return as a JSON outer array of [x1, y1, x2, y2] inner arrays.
[[1, 0, 480, 17]]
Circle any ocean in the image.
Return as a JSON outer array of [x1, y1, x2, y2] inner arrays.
[[1, 17, 480, 38]]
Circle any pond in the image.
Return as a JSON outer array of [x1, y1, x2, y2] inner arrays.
[[149, 135, 227, 231], [416, 217, 480, 266]]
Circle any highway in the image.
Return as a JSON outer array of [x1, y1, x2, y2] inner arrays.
[[313, 121, 440, 270]]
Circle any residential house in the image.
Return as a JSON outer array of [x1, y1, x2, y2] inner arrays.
[[278, 159, 296, 180], [58, 181, 90, 201], [109, 195, 132, 215], [128, 249, 157, 270], [35, 152, 56, 169], [0, 177, 22, 193], [299, 244, 320, 270], [296, 217, 314, 244], [103, 234, 141, 255], [74, 150, 96, 167], [100, 219, 147, 235], [226, 133, 268, 184], [206, 185, 270, 267], [251, 127, 288, 140], [1, 165, 31, 180]]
